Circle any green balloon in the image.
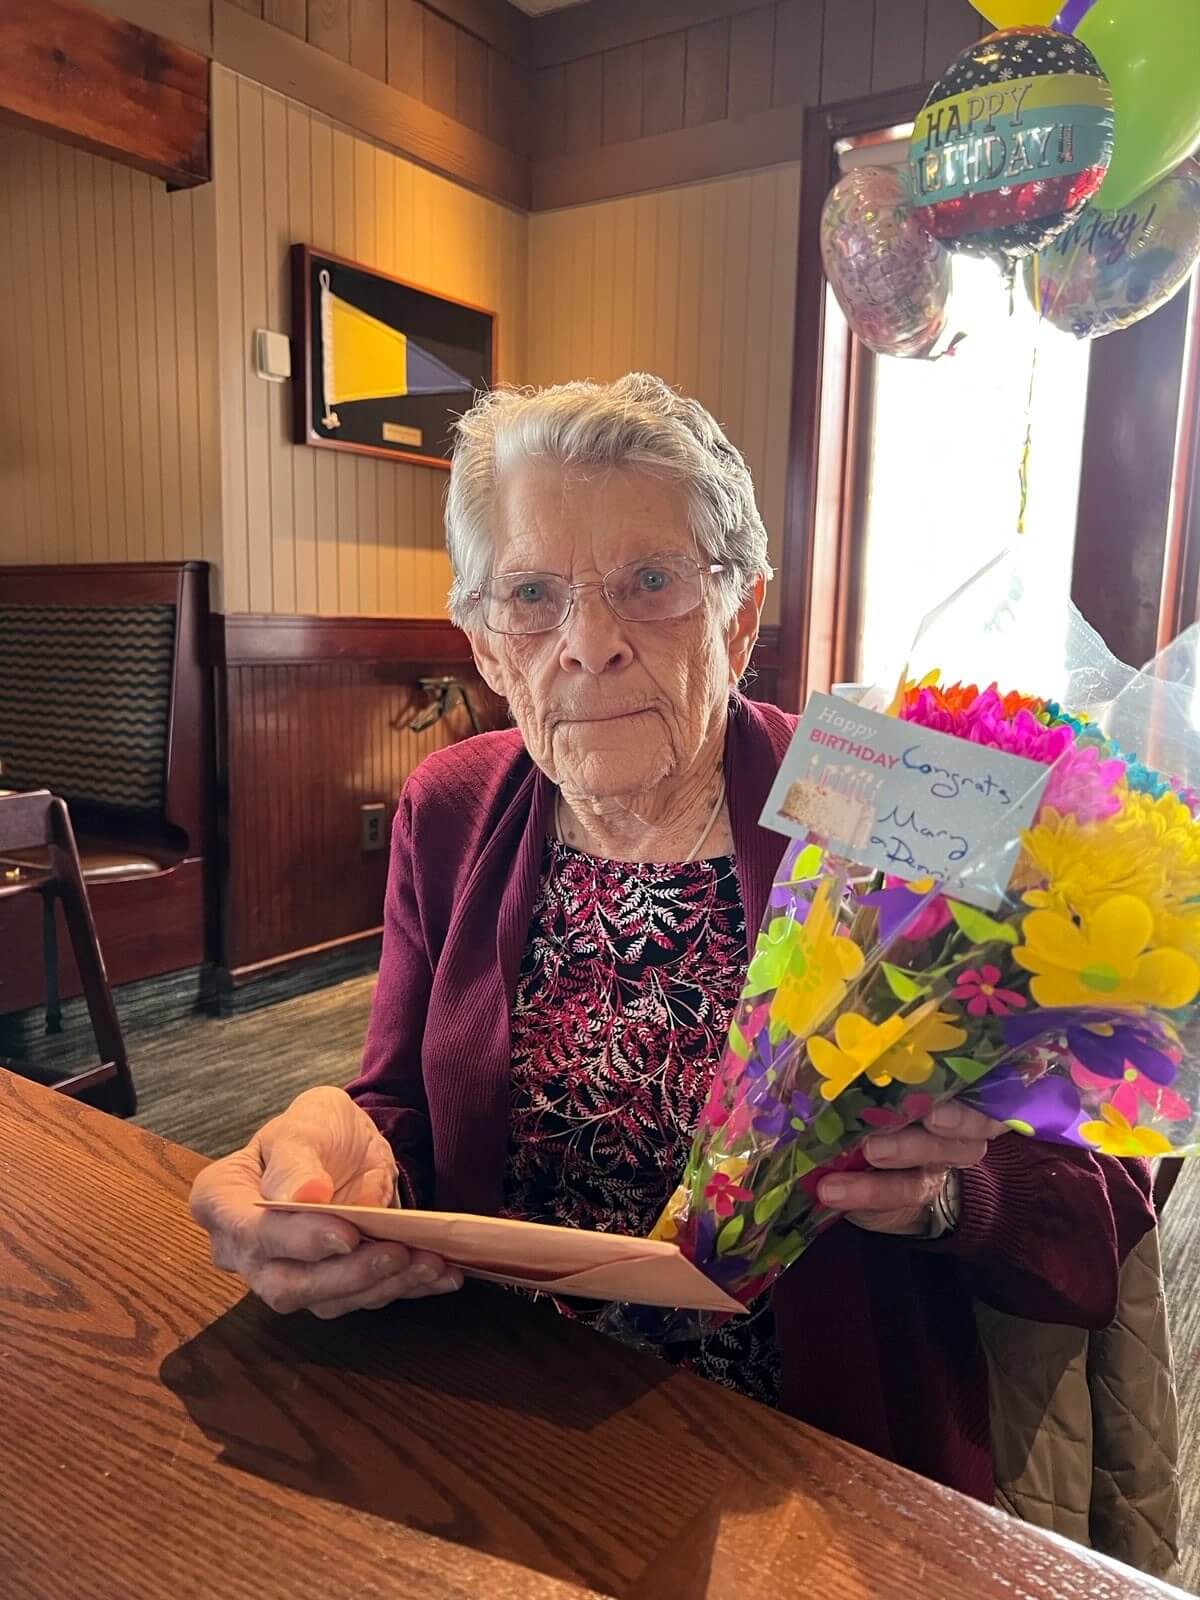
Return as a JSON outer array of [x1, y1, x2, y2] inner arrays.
[[1077, 0, 1200, 211]]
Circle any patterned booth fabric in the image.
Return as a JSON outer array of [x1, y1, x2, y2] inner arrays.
[[0, 605, 175, 814]]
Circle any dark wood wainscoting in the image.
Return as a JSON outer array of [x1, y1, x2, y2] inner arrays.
[[217, 614, 783, 994], [216, 614, 504, 990]]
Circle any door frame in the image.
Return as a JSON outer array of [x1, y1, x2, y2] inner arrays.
[[777, 86, 925, 711]]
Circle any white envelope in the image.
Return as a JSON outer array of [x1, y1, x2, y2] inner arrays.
[[261, 1202, 746, 1315]]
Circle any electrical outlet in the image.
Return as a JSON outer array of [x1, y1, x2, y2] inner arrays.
[[360, 803, 387, 853]]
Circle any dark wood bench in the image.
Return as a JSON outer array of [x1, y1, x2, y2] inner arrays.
[[0, 563, 214, 1022]]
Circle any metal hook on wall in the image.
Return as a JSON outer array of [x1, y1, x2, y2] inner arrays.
[[403, 676, 481, 738]]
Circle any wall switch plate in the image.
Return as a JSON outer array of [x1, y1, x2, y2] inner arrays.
[[360, 803, 387, 853], [255, 328, 292, 382]]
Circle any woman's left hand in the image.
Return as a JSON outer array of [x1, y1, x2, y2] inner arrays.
[[816, 1101, 1008, 1237]]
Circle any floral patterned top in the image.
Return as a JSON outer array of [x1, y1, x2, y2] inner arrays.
[[503, 839, 781, 1408]]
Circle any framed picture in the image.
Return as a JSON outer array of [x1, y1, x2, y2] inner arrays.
[[290, 245, 496, 469]]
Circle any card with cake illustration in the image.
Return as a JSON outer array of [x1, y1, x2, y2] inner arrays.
[[760, 692, 1051, 911]]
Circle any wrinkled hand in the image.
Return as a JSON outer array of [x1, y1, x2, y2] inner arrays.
[[189, 1085, 462, 1318], [816, 1101, 1007, 1237]]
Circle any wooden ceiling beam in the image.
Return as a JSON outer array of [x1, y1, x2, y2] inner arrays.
[[0, 0, 210, 188]]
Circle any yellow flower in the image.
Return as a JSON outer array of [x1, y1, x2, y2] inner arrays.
[[1014, 895, 1200, 1011], [809, 1013, 911, 1100], [1021, 793, 1200, 958], [1080, 1102, 1175, 1159], [650, 1184, 687, 1242], [871, 1009, 968, 1086], [770, 879, 865, 1037]]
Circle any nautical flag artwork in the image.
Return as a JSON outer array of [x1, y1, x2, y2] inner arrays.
[[318, 271, 474, 427], [292, 245, 495, 467]]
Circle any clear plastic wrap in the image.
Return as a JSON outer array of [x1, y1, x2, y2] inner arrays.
[[631, 550, 1200, 1338]]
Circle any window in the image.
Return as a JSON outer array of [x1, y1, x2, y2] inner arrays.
[[816, 124, 1091, 694]]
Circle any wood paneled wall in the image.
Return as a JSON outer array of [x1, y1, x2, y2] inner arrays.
[[96, 0, 531, 203], [527, 165, 801, 625], [212, 66, 528, 616], [533, 0, 984, 206], [0, 132, 221, 571], [238, 0, 530, 158], [220, 615, 505, 971]]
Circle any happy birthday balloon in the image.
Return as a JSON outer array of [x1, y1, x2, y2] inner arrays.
[[820, 166, 952, 359], [1028, 156, 1200, 338], [910, 27, 1114, 259]]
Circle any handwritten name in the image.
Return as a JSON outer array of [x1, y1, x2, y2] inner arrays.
[[901, 745, 1012, 804], [875, 804, 968, 870]]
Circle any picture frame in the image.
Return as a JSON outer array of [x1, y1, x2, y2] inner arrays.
[[290, 245, 496, 470]]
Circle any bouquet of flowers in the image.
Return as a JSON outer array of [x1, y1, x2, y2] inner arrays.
[[651, 554, 1200, 1313]]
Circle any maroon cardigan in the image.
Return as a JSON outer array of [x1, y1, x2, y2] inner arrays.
[[348, 697, 1156, 1499]]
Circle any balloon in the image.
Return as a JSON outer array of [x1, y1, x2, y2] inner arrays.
[[971, 0, 1060, 24], [1065, 0, 1200, 212], [820, 166, 952, 359], [909, 27, 1114, 259], [1027, 156, 1200, 338]]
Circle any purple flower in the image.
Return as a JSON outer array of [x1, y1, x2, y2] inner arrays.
[[790, 1091, 814, 1124], [751, 1088, 812, 1140], [687, 1209, 718, 1269], [753, 1098, 792, 1137], [1002, 1009, 1177, 1086], [859, 879, 951, 944], [969, 1065, 1086, 1141]]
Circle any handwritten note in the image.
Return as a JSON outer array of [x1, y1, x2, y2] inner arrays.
[[761, 693, 1051, 910]]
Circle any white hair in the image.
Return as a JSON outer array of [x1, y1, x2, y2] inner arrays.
[[445, 374, 772, 629]]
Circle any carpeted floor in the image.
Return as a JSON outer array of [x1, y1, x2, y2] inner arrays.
[[117, 976, 1199, 1590]]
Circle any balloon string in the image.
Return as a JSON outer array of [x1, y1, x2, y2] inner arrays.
[[1017, 260, 1042, 539]]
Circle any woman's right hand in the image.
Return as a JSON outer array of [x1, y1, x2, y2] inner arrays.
[[189, 1085, 462, 1318]]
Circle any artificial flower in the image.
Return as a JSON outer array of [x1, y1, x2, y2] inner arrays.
[[650, 1186, 688, 1241], [753, 1090, 816, 1138], [870, 1009, 968, 1085], [769, 879, 865, 1036], [860, 1091, 936, 1130], [1002, 1008, 1178, 1085], [1014, 895, 1200, 1011], [808, 1012, 912, 1100], [1069, 1058, 1190, 1124], [860, 876, 952, 943], [1079, 1101, 1175, 1158], [952, 964, 1027, 1018], [970, 1064, 1086, 1141], [704, 1171, 754, 1218]]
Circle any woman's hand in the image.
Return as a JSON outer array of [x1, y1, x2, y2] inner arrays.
[[816, 1101, 1008, 1237], [189, 1085, 462, 1318]]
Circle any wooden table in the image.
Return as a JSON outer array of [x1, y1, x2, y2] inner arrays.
[[0, 1072, 1187, 1600]]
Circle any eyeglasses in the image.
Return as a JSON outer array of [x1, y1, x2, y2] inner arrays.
[[469, 554, 726, 637]]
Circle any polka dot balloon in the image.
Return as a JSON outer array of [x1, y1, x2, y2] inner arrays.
[[909, 26, 1114, 260]]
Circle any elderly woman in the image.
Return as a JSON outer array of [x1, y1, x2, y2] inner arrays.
[[192, 374, 1155, 1502]]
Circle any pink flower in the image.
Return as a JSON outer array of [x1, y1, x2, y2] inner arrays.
[[952, 964, 1027, 1018], [1040, 742, 1125, 824], [704, 1172, 754, 1218], [1070, 1059, 1191, 1124], [860, 1092, 936, 1130]]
